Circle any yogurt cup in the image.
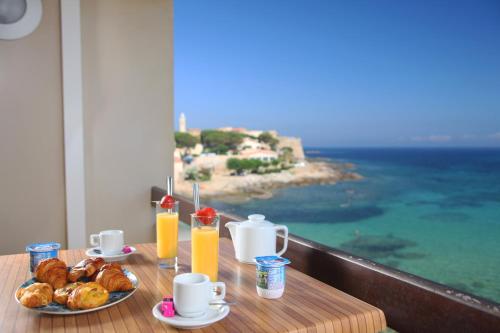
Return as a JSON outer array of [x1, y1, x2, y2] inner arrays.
[[254, 256, 291, 299], [26, 242, 61, 273]]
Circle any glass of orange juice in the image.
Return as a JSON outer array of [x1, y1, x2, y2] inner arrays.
[[191, 210, 220, 282], [156, 199, 179, 269]]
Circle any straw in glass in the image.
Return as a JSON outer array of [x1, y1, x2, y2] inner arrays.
[[166, 176, 173, 213], [193, 183, 200, 212], [167, 176, 173, 196]]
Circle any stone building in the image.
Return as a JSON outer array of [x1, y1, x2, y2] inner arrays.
[[277, 136, 305, 161]]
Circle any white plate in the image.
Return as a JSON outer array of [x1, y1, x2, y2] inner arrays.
[[152, 302, 230, 329], [85, 246, 137, 262], [16, 269, 139, 315]]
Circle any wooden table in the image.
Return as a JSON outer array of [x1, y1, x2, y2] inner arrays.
[[0, 239, 386, 333]]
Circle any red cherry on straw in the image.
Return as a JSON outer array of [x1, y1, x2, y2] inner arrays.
[[160, 195, 175, 209], [196, 207, 217, 225]]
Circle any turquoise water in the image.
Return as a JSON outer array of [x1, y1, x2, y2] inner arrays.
[[206, 148, 500, 303]]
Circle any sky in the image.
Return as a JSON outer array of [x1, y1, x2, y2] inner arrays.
[[175, 0, 500, 147]]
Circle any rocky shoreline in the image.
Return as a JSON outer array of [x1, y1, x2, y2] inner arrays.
[[175, 160, 362, 203]]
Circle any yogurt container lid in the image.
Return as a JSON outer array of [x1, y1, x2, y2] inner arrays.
[[254, 256, 291, 267], [26, 242, 61, 253]]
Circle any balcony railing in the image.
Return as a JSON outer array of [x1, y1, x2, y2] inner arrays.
[[152, 186, 500, 333]]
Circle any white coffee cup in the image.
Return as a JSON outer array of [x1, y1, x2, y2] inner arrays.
[[90, 230, 124, 256], [173, 273, 226, 318]]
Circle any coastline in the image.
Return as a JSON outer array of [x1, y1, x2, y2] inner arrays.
[[202, 147, 500, 304], [175, 159, 362, 203]]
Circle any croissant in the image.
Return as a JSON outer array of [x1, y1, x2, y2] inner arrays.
[[67, 282, 109, 310], [86, 263, 121, 281], [16, 283, 53, 308], [95, 265, 133, 292], [35, 258, 68, 289], [99, 263, 122, 272], [53, 282, 83, 305], [68, 258, 105, 282]]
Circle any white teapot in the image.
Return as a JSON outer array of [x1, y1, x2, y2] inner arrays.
[[225, 214, 288, 264]]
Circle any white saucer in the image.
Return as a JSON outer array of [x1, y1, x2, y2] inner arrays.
[[85, 246, 137, 262], [152, 303, 230, 329]]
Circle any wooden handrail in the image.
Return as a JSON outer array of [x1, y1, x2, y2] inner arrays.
[[152, 186, 500, 333]]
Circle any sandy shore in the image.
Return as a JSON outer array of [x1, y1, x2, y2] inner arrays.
[[175, 160, 362, 203]]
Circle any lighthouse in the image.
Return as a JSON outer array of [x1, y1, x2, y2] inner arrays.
[[179, 113, 186, 132]]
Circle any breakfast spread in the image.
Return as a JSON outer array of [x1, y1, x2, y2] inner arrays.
[[17, 180, 291, 330], [16, 257, 134, 311]]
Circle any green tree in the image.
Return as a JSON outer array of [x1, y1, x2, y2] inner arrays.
[[212, 144, 230, 155], [184, 168, 198, 181], [183, 167, 212, 181], [258, 132, 279, 150], [198, 168, 212, 181], [248, 159, 263, 171], [227, 158, 245, 175], [279, 146, 295, 163], [227, 158, 263, 175], [201, 130, 244, 153], [175, 132, 199, 148]]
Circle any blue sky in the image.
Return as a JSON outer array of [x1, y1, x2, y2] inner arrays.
[[175, 0, 500, 147]]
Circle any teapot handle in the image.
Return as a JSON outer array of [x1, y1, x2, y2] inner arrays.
[[275, 225, 288, 257]]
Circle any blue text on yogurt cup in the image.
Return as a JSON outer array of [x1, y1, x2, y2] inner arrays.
[[254, 256, 291, 299], [26, 242, 61, 273]]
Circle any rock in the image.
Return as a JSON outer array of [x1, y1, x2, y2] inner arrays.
[[175, 161, 362, 200]]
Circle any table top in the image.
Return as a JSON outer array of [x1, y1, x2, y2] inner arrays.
[[0, 239, 386, 333]]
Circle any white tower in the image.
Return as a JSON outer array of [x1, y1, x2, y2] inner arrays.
[[179, 113, 186, 132]]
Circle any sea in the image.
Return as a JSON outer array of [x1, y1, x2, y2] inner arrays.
[[205, 148, 500, 303]]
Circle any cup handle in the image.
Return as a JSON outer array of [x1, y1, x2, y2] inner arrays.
[[211, 282, 226, 301], [90, 234, 100, 247], [276, 225, 288, 257]]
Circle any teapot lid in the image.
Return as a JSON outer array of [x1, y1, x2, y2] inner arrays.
[[241, 214, 274, 227]]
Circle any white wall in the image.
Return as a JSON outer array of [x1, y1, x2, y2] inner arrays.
[[81, 0, 174, 245], [0, 0, 67, 254], [0, 0, 174, 254]]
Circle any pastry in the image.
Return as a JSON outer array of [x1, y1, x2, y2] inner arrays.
[[67, 282, 109, 310], [16, 283, 53, 308], [53, 282, 83, 305], [99, 263, 123, 272], [68, 258, 105, 282], [95, 264, 133, 292], [88, 262, 121, 281], [35, 258, 68, 289]]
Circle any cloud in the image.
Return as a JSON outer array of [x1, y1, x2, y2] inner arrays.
[[411, 135, 452, 143], [461, 134, 476, 140], [489, 132, 500, 140]]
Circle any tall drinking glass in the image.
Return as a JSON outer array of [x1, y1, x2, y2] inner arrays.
[[156, 201, 179, 268], [191, 213, 220, 282]]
